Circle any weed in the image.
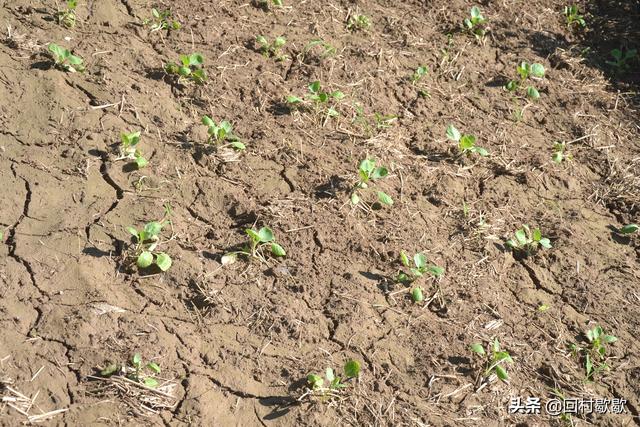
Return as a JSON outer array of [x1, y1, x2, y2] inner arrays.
[[165, 53, 207, 84], [552, 141, 572, 163], [470, 339, 513, 382], [564, 5, 586, 29], [505, 224, 551, 255], [222, 226, 286, 264], [351, 158, 393, 206], [55, 0, 77, 28], [506, 62, 545, 99], [117, 131, 148, 169], [127, 220, 172, 272], [201, 116, 245, 150], [145, 8, 181, 32], [47, 43, 84, 73], [446, 124, 489, 157], [464, 6, 487, 40], [101, 353, 162, 388], [287, 81, 345, 119], [606, 48, 637, 73], [570, 325, 617, 380], [347, 14, 371, 31], [307, 359, 361, 398], [256, 35, 287, 61]]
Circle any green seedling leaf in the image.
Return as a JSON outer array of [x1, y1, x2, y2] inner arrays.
[[400, 251, 410, 267], [155, 252, 172, 271], [271, 243, 286, 257], [539, 238, 552, 249], [230, 141, 246, 150], [144, 222, 162, 238], [137, 251, 154, 268], [147, 362, 161, 374], [344, 359, 361, 378], [370, 167, 388, 180], [100, 364, 119, 377], [377, 191, 393, 205], [307, 373, 323, 389], [246, 229, 261, 243], [132, 353, 142, 368], [411, 287, 424, 302], [620, 224, 638, 234], [257, 227, 274, 243], [127, 227, 139, 238], [325, 367, 335, 382], [470, 343, 485, 355], [286, 95, 303, 104], [413, 253, 427, 269], [446, 124, 461, 141], [495, 365, 508, 381], [143, 377, 159, 388], [526, 86, 540, 99], [428, 265, 444, 277], [135, 156, 148, 169], [350, 192, 360, 205], [530, 63, 545, 78]]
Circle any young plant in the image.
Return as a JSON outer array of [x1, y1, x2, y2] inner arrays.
[[373, 113, 397, 130], [351, 158, 393, 206], [505, 224, 551, 255], [397, 251, 444, 285], [564, 5, 586, 29], [307, 359, 360, 398], [100, 353, 162, 388], [570, 325, 617, 380], [127, 220, 172, 272], [201, 116, 245, 150], [606, 48, 637, 72], [411, 65, 428, 84], [552, 141, 572, 163], [286, 81, 345, 119], [47, 43, 84, 73], [165, 53, 207, 84], [300, 39, 337, 62], [505, 62, 545, 99], [55, 0, 77, 28], [256, 0, 283, 10], [446, 124, 488, 157], [145, 8, 181, 32], [619, 224, 639, 235], [463, 6, 487, 40], [347, 14, 371, 31], [470, 339, 514, 382], [117, 131, 148, 168], [222, 227, 286, 264], [255, 35, 287, 61]]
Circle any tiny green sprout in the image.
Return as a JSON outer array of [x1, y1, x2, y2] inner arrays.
[[301, 39, 337, 62], [47, 43, 84, 73], [464, 6, 487, 40], [287, 81, 345, 120], [145, 8, 181, 32], [100, 354, 162, 388], [552, 141, 572, 163], [165, 53, 207, 84], [373, 113, 397, 130], [411, 65, 428, 84], [306, 359, 361, 399], [620, 224, 639, 235], [606, 48, 637, 73], [55, 0, 77, 28], [397, 251, 444, 285], [506, 62, 545, 99], [446, 124, 489, 157], [505, 224, 551, 255], [411, 287, 424, 303], [256, 0, 283, 10], [564, 5, 586, 29], [538, 304, 550, 312], [256, 35, 287, 61], [571, 325, 617, 380], [127, 220, 172, 272], [347, 14, 371, 31], [117, 131, 147, 169], [470, 339, 513, 382], [222, 226, 286, 264], [201, 116, 245, 150], [351, 158, 393, 206]]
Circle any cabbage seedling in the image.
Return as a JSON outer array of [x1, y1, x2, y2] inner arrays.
[[446, 124, 488, 157], [552, 141, 571, 163], [165, 53, 207, 84], [117, 131, 148, 168], [127, 221, 172, 272], [470, 339, 513, 382], [351, 158, 393, 206], [564, 5, 586, 28], [307, 359, 360, 398], [570, 325, 617, 380], [201, 116, 245, 150], [55, 0, 77, 28], [397, 251, 444, 285], [347, 14, 371, 31], [145, 8, 181, 32], [222, 226, 285, 264], [256, 35, 287, 61], [464, 6, 487, 40], [287, 81, 345, 119], [505, 62, 545, 99], [411, 65, 428, 84], [47, 43, 84, 73], [505, 224, 551, 255], [100, 353, 162, 388], [606, 48, 637, 72]]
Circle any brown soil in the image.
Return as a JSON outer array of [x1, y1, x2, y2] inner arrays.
[[1, 0, 639, 425]]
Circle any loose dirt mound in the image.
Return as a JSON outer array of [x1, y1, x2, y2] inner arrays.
[[1, 0, 639, 425]]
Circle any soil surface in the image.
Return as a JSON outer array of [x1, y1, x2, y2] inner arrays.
[[1, 0, 639, 426]]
